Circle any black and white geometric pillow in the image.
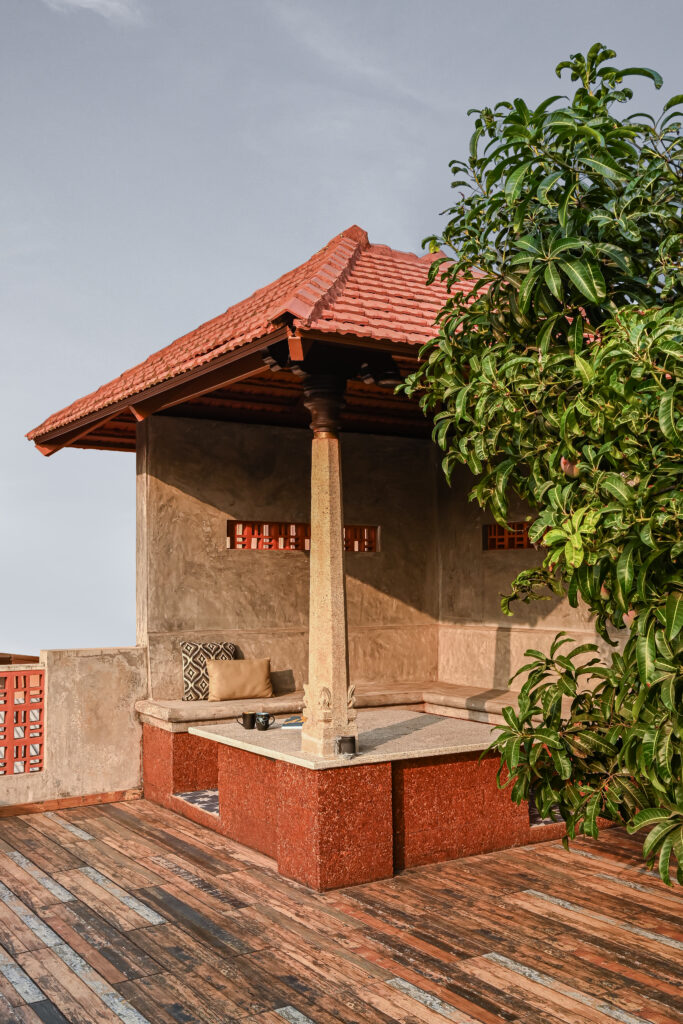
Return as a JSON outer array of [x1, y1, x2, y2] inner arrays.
[[180, 641, 238, 701]]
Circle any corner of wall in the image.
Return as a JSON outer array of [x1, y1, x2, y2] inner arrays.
[[135, 419, 150, 653]]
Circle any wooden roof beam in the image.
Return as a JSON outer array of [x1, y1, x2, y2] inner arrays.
[[128, 351, 271, 421], [34, 414, 120, 456]]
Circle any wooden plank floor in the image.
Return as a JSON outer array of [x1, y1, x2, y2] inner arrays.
[[0, 800, 680, 1024]]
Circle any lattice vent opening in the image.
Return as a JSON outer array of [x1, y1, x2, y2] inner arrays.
[[227, 521, 379, 552], [482, 522, 532, 551], [0, 669, 45, 775]]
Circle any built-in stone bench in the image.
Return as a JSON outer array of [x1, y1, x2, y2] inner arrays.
[[139, 704, 574, 890], [136, 681, 576, 891], [135, 680, 527, 734]]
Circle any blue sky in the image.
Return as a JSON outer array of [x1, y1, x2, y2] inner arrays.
[[2, 0, 681, 652]]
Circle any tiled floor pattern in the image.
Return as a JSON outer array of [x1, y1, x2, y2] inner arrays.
[[0, 799, 679, 1023], [175, 790, 220, 816]]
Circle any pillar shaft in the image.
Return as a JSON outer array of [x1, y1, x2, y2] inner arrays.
[[301, 378, 356, 757]]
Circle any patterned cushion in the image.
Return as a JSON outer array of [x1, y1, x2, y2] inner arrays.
[[180, 641, 238, 701]]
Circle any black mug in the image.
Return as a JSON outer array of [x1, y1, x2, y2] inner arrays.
[[237, 712, 256, 729], [255, 713, 275, 731]]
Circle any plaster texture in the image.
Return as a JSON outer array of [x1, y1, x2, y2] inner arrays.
[[136, 414, 610, 704], [136, 416, 439, 700], [0, 647, 147, 808], [435, 465, 616, 689]]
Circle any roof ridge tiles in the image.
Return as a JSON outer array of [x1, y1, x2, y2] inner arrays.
[[275, 225, 369, 328]]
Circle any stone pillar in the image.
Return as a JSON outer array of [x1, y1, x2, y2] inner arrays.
[[301, 376, 357, 758]]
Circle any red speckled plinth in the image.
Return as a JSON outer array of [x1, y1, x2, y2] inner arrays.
[[215, 747, 393, 887], [142, 723, 570, 890], [218, 745, 279, 858], [392, 751, 564, 869], [276, 760, 393, 890], [142, 725, 218, 808]]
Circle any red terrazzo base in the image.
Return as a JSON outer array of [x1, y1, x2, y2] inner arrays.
[[215, 748, 393, 888], [393, 751, 567, 870], [276, 761, 394, 890], [142, 725, 218, 808], [142, 726, 587, 890], [218, 745, 279, 858]]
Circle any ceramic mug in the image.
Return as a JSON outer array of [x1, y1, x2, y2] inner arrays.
[[237, 712, 256, 729], [255, 713, 275, 731]]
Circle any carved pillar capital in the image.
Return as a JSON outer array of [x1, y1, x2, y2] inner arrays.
[[302, 374, 347, 438]]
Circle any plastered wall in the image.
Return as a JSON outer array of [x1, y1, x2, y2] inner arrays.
[[137, 417, 439, 699], [137, 415, 613, 699], [0, 647, 147, 808], [436, 465, 615, 689]]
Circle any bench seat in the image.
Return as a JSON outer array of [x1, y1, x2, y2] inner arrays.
[[135, 680, 530, 732]]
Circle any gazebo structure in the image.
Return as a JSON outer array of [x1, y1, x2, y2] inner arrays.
[[19, 226, 600, 888]]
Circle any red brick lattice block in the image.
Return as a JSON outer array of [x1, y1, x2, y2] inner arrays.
[[0, 669, 45, 776], [227, 521, 311, 551], [483, 521, 531, 550], [343, 525, 377, 552], [227, 521, 378, 552]]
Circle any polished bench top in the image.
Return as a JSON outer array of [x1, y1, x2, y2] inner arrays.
[[187, 707, 496, 770]]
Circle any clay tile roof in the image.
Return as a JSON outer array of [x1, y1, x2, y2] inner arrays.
[[28, 225, 468, 441]]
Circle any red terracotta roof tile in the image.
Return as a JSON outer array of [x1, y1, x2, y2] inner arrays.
[[28, 225, 466, 441]]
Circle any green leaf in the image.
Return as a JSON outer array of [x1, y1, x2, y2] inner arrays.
[[616, 65, 663, 89], [664, 593, 683, 641], [584, 792, 600, 839], [568, 315, 584, 350], [643, 820, 678, 861], [501, 706, 520, 731], [507, 736, 522, 770], [616, 544, 635, 598], [549, 235, 583, 257], [505, 161, 534, 204], [663, 93, 683, 111], [519, 266, 541, 314], [658, 833, 676, 886], [536, 171, 564, 203], [636, 620, 656, 685], [627, 806, 674, 832], [557, 183, 576, 228], [532, 728, 563, 749], [550, 746, 572, 779], [601, 473, 633, 504], [580, 155, 628, 181], [595, 243, 632, 273], [514, 235, 544, 256], [658, 391, 679, 442], [537, 313, 563, 354], [559, 259, 607, 303], [574, 353, 594, 384], [544, 262, 563, 301]]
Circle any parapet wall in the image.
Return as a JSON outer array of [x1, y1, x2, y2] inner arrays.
[[0, 646, 147, 811]]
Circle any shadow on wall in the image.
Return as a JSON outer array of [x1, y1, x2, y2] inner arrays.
[[139, 415, 606, 696], [142, 418, 445, 630], [143, 415, 570, 630]]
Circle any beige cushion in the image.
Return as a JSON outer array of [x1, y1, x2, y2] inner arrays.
[[206, 658, 272, 701]]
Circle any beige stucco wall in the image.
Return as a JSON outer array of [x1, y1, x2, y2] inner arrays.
[[435, 465, 613, 689], [136, 414, 611, 700], [137, 417, 439, 699], [0, 647, 147, 807]]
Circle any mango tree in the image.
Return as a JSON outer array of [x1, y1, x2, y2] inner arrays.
[[404, 44, 683, 881]]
